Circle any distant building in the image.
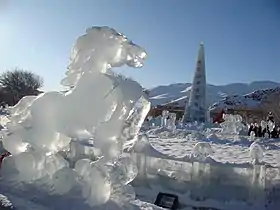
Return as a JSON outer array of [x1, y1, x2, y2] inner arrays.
[[148, 102, 185, 120], [209, 108, 265, 124]]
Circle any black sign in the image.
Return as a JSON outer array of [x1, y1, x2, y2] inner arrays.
[[154, 192, 179, 210]]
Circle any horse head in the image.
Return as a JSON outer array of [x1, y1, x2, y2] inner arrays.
[[62, 26, 147, 87]]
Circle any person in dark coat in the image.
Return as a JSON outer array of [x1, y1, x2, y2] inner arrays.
[[267, 112, 274, 123], [252, 124, 258, 137], [257, 125, 263, 137], [271, 127, 278, 138], [248, 124, 254, 136], [277, 127, 280, 138], [262, 126, 268, 138]]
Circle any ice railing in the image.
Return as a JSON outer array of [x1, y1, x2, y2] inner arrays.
[[129, 152, 280, 209]]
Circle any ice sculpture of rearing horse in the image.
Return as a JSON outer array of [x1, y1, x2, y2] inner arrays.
[[5, 26, 150, 157]]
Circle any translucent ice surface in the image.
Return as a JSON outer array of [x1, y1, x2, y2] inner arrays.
[[107, 156, 138, 185], [1, 134, 29, 155], [192, 142, 213, 161], [0, 26, 150, 208], [52, 168, 79, 195], [220, 114, 247, 135]]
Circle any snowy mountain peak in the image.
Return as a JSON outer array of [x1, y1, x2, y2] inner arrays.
[[148, 81, 280, 107], [209, 86, 280, 111]]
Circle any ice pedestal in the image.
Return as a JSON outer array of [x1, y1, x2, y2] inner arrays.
[[0, 26, 150, 209], [161, 110, 169, 127], [191, 142, 213, 162], [167, 112, 176, 132], [249, 142, 264, 164], [249, 131, 256, 141]]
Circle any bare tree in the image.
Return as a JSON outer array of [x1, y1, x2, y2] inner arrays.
[[0, 69, 43, 105]]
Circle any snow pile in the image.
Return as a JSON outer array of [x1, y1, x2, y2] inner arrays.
[[145, 122, 208, 139], [146, 127, 192, 139], [182, 122, 205, 131], [0, 26, 151, 209], [220, 114, 247, 135], [206, 133, 219, 141], [145, 113, 208, 139]]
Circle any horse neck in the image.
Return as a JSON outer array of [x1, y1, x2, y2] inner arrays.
[[67, 68, 103, 97]]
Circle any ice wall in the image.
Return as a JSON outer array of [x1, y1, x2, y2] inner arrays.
[[131, 153, 269, 210], [0, 26, 150, 209]]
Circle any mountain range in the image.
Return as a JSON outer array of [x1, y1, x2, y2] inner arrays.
[[147, 81, 280, 107]]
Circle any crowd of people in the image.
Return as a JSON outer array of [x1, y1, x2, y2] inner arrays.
[[248, 112, 280, 138]]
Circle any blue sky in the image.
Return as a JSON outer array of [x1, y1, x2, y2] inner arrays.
[[0, 0, 279, 90]]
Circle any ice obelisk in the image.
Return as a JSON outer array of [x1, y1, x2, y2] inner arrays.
[[182, 42, 207, 123]]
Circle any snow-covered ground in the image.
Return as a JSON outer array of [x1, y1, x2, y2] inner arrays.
[[126, 119, 280, 210], [148, 133, 280, 167], [1, 119, 280, 209]]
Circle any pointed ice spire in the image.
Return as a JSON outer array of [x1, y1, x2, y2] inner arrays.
[[182, 42, 207, 123]]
